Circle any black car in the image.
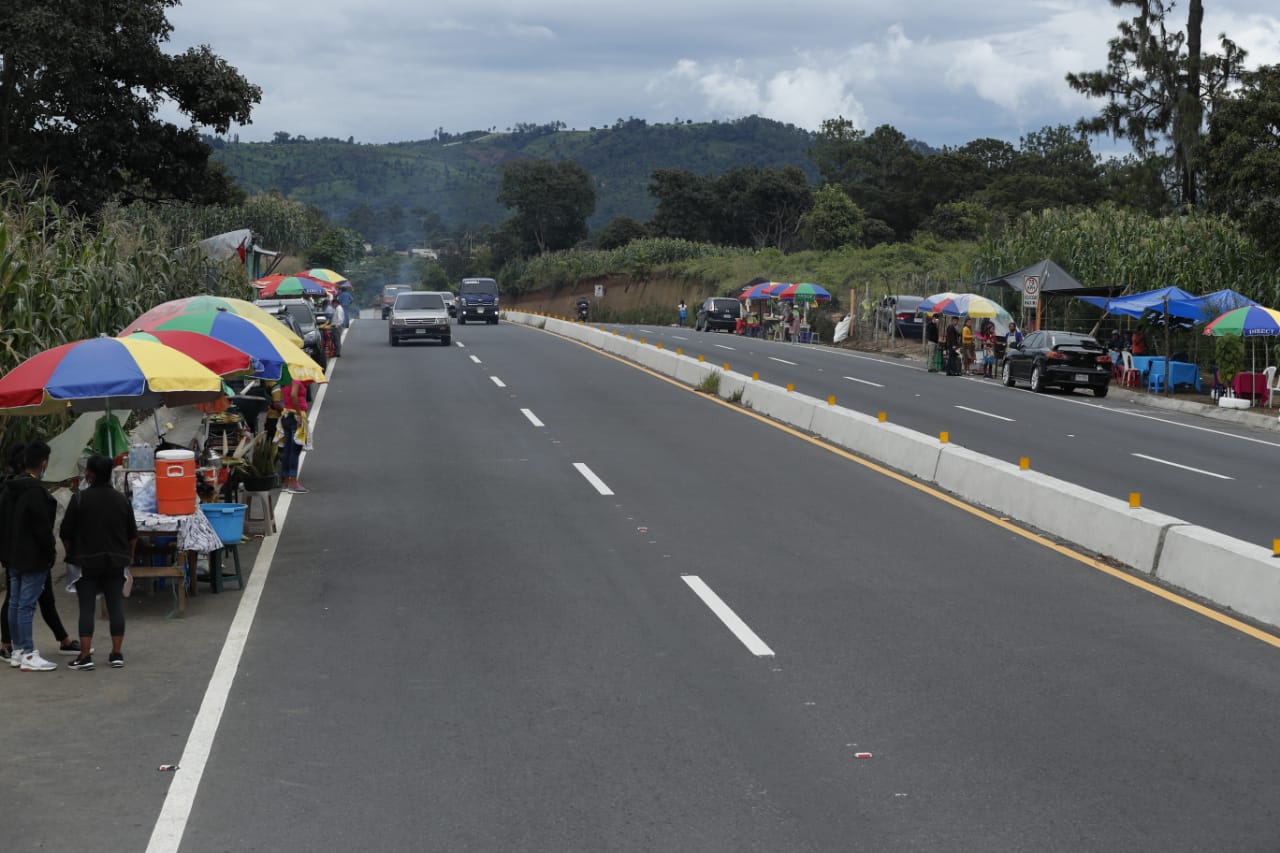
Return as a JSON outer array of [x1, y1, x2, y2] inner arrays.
[[1001, 330, 1112, 397], [874, 294, 925, 338], [696, 297, 742, 332]]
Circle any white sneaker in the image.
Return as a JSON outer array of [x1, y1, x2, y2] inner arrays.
[[19, 651, 56, 672], [9, 648, 25, 668]]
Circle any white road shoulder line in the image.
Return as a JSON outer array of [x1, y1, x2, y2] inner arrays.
[[682, 576, 775, 656], [955, 405, 1015, 422], [521, 408, 544, 427], [469, 354, 481, 364], [769, 356, 797, 366], [490, 376, 507, 388], [573, 462, 614, 495], [1131, 452, 1234, 480], [843, 376, 885, 388]]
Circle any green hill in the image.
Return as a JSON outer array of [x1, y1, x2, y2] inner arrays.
[[208, 116, 821, 237]]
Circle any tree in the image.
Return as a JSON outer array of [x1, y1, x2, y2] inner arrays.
[[810, 122, 927, 240], [1066, 0, 1245, 208], [497, 159, 596, 255], [1204, 64, 1280, 257], [596, 216, 650, 249], [799, 184, 864, 249], [306, 227, 363, 271], [648, 169, 717, 242], [0, 1, 261, 214], [712, 166, 812, 251], [921, 201, 991, 242]]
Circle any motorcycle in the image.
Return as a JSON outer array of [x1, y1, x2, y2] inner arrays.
[[576, 301, 590, 321]]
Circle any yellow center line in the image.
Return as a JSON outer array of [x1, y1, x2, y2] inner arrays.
[[519, 320, 1280, 649]]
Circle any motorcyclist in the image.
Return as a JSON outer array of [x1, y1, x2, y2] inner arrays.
[[576, 297, 590, 321]]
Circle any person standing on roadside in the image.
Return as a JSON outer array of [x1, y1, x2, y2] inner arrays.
[[677, 299, 688, 327], [278, 378, 310, 494], [0, 442, 59, 672], [925, 316, 940, 372], [944, 317, 962, 375], [0, 443, 80, 662], [60, 454, 136, 670], [336, 284, 355, 328]]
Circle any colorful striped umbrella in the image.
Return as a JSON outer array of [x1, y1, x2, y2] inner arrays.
[[119, 330, 260, 377], [125, 296, 303, 346], [775, 282, 832, 303], [1202, 305, 1280, 337], [920, 292, 1013, 325], [254, 274, 333, 298], [0, 336, 225, 415], [301, 268, 350, 285], [124, 309, 326, 384], [740, 281, 788, 300]]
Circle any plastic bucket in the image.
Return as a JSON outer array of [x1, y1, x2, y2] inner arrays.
[[155, 449, 196, 515], [199, 503, 247, 546]]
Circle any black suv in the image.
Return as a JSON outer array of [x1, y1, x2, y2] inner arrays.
[[457, 277, 500, 324], [696, 297, 742, 332]]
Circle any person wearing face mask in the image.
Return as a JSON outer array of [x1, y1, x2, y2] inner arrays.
[[0, 442, 59, 671]]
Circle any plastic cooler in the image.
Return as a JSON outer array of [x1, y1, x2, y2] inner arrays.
[[155, 449, 196, 515], [199, 503, 247, 546]]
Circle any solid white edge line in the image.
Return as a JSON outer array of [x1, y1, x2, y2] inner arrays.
[[681, 575, 775, 657], [955, 404, 1015, 422], [843, 376, 885, 388], [1131, 452, 1235, 480], [145, 337, 337, 852], [520, 408, 545, 427], [490, 376, 506, 388], [573, 462, 614, 495]]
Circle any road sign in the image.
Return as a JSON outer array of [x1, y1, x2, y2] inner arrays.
[[594, 285, 604, 298], [1022, 275, 1040, 308]]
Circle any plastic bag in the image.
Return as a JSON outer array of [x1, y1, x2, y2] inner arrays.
[[833, 315, 852, 344], [129, 472, 157, 513]]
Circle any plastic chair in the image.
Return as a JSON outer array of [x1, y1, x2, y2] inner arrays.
[[1121, 352, 1141, 387], [1264, 365, 1279, 407], [1147, 361, 1166, 394]]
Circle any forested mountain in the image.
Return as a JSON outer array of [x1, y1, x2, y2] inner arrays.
[[208, 116, 824, 236]]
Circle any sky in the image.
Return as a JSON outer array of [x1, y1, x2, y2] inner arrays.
[[164, 0, 1280, 151]]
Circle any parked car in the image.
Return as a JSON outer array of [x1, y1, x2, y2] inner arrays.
[[874, 294, 925, 338], [381, 284, 412, 318], [1001, 330, 1112, 397], [388, 291, 451, 346], [255, 298, 326, 371], [696, 297, 743, 332]]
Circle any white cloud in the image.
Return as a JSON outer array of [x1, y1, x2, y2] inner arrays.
[[655, 58, 864, 129]]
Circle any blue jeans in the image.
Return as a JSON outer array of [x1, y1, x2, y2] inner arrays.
[[7, 570, 47, 653], [279, 413, 301, 479]]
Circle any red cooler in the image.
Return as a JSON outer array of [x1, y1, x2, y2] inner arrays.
[[155, 449, 196, 515]]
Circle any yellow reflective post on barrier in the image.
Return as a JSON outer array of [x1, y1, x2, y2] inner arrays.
[[939, 431, 949, 444], [1019, 457, 1030, 470], [1129, 493, 1142, 508]]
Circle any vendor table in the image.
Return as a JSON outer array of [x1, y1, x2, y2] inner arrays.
[[1232, 372, 1270, 404], [130, 509, 223, 616]]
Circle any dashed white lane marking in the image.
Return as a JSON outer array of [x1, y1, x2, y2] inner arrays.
[[1131, 453, 1234, 480], [672, 335, 689, 341], [573, 462, 614, 495], [491, 376, 507, 388], [682, 576, 775, 657], [769, 357, 797, 366], [714, 344, 735, 351], [521, 408, 544, 427], [469, 354, 481, 364], [844, 376, 885, 388], [955, 405, 1015, 422]]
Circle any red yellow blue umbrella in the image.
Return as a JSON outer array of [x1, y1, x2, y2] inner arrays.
[[0, 336, 225, 416], [1203, 305, 1280, 337], [254, 274, 333, 298], [301, 268, 349, 286], [119, 330, 260, 378], [775, 282, 832, 303], [125, 295, 303, 346]]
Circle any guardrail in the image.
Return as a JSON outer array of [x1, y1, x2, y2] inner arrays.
[[508, 312, 1280, 630]]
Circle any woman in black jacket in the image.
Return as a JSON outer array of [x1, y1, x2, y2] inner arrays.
[[60, 454, 137, 670], [0, 442, 59, 671]]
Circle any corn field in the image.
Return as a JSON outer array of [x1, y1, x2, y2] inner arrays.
[[977, 205, 1280, 305], [0, 179, 250, 449]]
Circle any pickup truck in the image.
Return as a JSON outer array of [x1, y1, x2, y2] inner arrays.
[[388, 291, 451, 346]]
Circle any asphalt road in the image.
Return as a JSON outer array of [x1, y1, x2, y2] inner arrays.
[[157, 318, 1280, 851], [606, 323, 1280, 547]]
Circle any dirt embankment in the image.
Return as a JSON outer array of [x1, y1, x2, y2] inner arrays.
[[508, 275, 714, 319]]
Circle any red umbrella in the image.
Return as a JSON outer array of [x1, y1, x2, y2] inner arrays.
[[253, 273, 335, 297], [119, 330, 259, 377]]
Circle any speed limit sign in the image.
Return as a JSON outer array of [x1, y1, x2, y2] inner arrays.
[[1022, 275, 1040, 308]]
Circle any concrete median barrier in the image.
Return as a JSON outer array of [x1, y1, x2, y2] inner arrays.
[[1156, 527, 1280, 626]]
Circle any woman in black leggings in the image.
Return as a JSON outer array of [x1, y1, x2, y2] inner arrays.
[[58, 454, 136, 670]]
